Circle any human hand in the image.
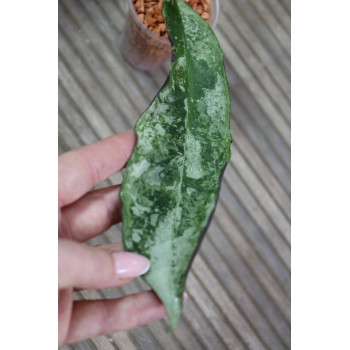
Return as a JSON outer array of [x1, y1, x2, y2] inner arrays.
[[58, 130, 167, 345]]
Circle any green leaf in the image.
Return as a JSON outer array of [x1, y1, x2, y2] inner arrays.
[[120, 0, 231, 331]]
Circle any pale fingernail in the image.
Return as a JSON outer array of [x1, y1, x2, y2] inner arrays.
[[113, 252, 150, 278]]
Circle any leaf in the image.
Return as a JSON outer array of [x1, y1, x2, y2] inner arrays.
[[120, 0, 231, 331]]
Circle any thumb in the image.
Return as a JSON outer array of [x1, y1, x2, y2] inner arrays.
[[58, 239, 150, 290]]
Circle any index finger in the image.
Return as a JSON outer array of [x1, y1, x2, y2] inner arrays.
[[58, 130, 136, 208]]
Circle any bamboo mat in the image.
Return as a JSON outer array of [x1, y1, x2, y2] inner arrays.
[[58, 0, 291, 349]]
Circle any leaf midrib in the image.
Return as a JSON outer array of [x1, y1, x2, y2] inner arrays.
[[169, 1, 195, 289]]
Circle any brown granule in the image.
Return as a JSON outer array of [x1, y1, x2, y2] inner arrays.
[[132, 0, 211, 38], [121, 0, 213, 70]]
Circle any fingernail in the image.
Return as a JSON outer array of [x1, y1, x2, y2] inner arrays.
[[183, 292, 189, 302], [113, 252, 150, 278]]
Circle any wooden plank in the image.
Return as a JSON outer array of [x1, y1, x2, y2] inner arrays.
[[70, 339, 98, 350], [60, 0, 156, 115], [222, 57, 291, 174], [230, 120, 291, 218], [186, 272, 246, 350], [220, 11, 290, 101], [229, 97, 291, 194], [262, 0, 291, 35], [191, 255, 269, 350], [219, 194, 291, 295], [217, 30, 290, 147], [200, 236, 291, 346], [233, 0, 290, 56], [279, 0, 291, 15], [91, 336, 120, 350], [229, 147, 291, 229], [227, 69, 291, 170], [179, 295, 230, 350], [219, 0, 290, 77], [248, 0, 291, 55], [58, 12, 138, 128], [58, 0, 291, 348], [58, 110, 82, 151], [198, 241, 288, 349], [209, 213, 291, 315], [223, 163, 291, 249], [110, 331, 139, 350], [58, 82, 100, 145], [58, 58, 114, 138], [217, 14, 291, 121]]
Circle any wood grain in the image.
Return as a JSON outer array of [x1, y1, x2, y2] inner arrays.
[[58, 0, 291, 348]]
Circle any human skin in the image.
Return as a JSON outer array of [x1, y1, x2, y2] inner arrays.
[[58, 130, 170, 345]]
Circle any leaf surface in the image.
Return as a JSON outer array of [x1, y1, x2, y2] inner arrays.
[[121, 0, 231, 331]]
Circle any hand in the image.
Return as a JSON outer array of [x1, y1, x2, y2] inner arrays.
[[58, 130, 167, 345]]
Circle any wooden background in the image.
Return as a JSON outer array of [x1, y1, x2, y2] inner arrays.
[[58, 0, 291, 349]]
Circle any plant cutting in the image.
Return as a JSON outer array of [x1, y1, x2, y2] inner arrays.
[[120, 0, 231, 331]]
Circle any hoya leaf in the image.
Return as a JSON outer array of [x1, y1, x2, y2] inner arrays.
[[120, 0, 231, 331]]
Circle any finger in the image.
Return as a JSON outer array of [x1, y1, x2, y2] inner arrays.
[[63, 291, 167, 345], [60, 185, 122, 242], [58, 288, 73, 345], [58, 239, 150, 290], [97, 242, 123, 252], [58, 130, 136, 208], [72, 244, 126, 292]]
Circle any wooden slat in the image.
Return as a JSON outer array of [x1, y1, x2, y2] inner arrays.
[[191, 255, 269, 350], [208, 216, 291, 319], [219, 194, 291, 295], [227, 152, 291, 239], [217, 14, 291, 122], [58, 0, 291, 349], [58, 57, 115, 137], [262, 0, 291, 35], [219, 0, 290, 77], [91, 336, 120, 350], [220, 11, 290, 102], [109, 331, 139, 350], [186, 273, 247, 350], [248, 0, 291, 55], [230, 99, 291, 194], [223, 55, 291, 172], [58, 83, 100, 145], [230, 120, 291, 218], [198, 239, 290, 348], [217, 31, 291, 147], [223, 164, 291, 255]]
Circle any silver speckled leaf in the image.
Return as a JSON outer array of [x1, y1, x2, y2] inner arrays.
[[121, 0, 231, 331]]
